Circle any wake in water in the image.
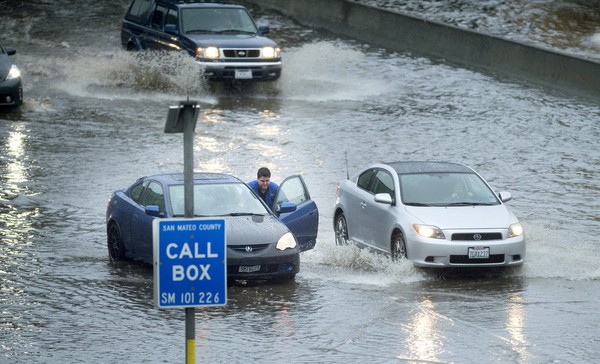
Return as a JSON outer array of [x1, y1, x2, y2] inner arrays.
[[277, 41, 394, 101], [302, 218, 600, 286], [301, 242, 429, 286], [46, 41, 395, 103]]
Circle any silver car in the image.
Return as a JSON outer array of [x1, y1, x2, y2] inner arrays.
[[333, 161, 525, 268]]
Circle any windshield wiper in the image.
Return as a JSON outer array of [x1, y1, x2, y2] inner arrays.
[[404, 202, 431, 207], [213, 29, 256, 35], [226, 212, 266, 216], [185, 29, 214, 34], [446, 202, 496, 206]]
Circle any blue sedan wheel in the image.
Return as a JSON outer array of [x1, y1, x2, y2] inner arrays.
[[107, 223, 126, 261]]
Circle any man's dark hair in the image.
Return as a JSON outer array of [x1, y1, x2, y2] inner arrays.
[[257, 167, 271, 178]]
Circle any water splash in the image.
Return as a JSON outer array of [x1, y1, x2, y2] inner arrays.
[[55, 50, 213, 101], [302, 219, 599, 285], [278, 41, 394, 101]]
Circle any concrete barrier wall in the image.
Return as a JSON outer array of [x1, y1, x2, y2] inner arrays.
[[245, 0, 600, 99]]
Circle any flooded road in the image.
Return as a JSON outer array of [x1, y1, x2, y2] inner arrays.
[[1, 0, 599, 363]]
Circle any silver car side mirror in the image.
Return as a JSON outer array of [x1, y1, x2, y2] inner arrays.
[[374, 193, 393, 205], [498, 191, 512, 202]]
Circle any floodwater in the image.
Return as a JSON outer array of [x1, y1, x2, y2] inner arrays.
[[1, 0, 599, 363]]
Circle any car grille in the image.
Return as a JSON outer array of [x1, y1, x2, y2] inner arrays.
[[229, 244, 270, 252], [451, 233, 502, 241], [223, 49, 261, 58], [450, 254, 505, 264]]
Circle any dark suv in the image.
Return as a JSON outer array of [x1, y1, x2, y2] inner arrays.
[[121, 0, 282, 82]]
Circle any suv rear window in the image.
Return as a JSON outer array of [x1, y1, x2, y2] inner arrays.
[[127, 0, 153, 22]]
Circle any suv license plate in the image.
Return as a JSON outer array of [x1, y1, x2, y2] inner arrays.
[[468, 247, 490, 259], [235, 69, 252, 79], [239, 265, 261, 273]]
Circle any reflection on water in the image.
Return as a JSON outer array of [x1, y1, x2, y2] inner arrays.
[[402, 298, 443, 362], [6, 127, 27, 185], [506, 293, 530, 362]]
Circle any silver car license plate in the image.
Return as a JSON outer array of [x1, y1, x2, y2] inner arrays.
[[468, 247, 490, 259], [239, 265, 261, 273], [235, 69, 252, 79]]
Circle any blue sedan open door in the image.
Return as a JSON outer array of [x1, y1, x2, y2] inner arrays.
[[274, 175, 319, 252]]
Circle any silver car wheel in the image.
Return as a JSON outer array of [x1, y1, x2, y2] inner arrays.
[[335, 213, 349, 245], [391, 230, 407, 260]]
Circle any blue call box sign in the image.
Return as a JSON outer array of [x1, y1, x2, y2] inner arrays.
[[153, 218, 227, 308]]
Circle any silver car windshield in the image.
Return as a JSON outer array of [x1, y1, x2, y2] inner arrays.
[[400, 172, 500, 206], [169, 183, 269, 217], [181, 8, 257, 34]]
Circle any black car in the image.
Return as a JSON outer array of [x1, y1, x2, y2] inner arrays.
[[120, 0, 282, 82], [0, 45, 23, 108]]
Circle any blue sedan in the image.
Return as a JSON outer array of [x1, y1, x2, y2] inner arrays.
[[106, 173, 319, 281]]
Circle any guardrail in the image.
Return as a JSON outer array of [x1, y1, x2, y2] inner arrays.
[[245, 0, 600, 99]]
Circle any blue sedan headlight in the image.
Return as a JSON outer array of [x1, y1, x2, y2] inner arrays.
[[276, 232, 297, 251], [413, 224, 446, 239]]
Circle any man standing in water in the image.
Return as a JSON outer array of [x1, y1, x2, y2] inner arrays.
[[247, 167, 279, 209]]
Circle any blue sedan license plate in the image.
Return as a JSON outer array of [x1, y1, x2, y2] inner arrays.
[[239, 265, 261, 273], [235, 69, 252, 79], [468, 247, 490, 259]]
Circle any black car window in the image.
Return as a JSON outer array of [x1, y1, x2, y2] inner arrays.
[[140, 181, 165, 214], [371, 170, 394, 196], [127, 0, 153, 22], [165, 7, 178, 29], [357, 169, 375, 191], [151, 5, 167, 29], [129, 181, 145, 203]]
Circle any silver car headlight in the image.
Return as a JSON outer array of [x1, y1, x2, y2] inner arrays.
[[276, 232, 297, 251], [508, 223, 524, 238], [7, 65, 21, 79], [413, 224, 446, 239], [262, 46, 280, 59]]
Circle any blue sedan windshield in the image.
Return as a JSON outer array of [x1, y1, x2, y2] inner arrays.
[[169, 183, 268, 217], [400, 172, 500, 206]]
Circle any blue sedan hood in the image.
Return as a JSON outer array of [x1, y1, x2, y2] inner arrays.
[[224, 215, 289, 246], [405, 205, 517, 230]]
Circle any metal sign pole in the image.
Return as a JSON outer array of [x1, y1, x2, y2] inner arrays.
[[164, 100, 200, 364], [162, 100, 226, 364], [182, 102, 196, 364]]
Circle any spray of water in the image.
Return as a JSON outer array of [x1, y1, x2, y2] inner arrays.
[[56, 50, 212, 100], [301, 218, 599, 286], [278, 41, 394, 101]]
